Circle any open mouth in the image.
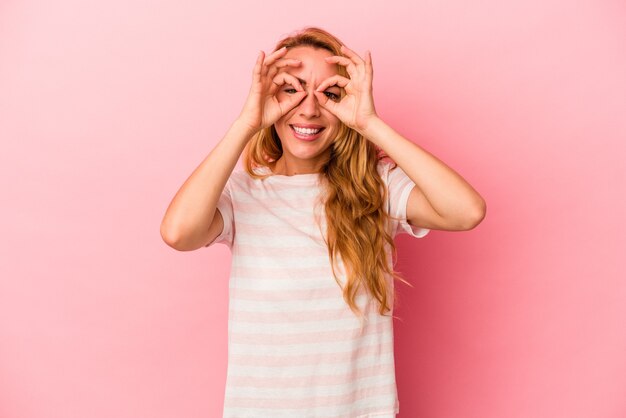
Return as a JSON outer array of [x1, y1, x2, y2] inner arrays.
[[290, 125, 325, 141]]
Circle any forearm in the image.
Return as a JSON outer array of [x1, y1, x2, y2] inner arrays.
[[362, 116, 486, 224], [160, 119, 255, 248]]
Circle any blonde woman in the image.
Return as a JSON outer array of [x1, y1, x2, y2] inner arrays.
[[161, 26, 485, 418]]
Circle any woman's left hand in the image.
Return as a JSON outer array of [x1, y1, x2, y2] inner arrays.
[[314, 45, 379, 134]]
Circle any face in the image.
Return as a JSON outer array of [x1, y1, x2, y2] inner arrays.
[[273, 46, 343, 172]]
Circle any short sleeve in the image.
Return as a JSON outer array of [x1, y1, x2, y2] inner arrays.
[[382, 161, 430, 239], [205, 179, 235, 249]]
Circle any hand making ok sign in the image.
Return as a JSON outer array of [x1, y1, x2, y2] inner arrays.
[[313, 45, 379, 134]]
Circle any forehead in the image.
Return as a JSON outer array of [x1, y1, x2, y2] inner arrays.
[[280, 46, 339, 80]]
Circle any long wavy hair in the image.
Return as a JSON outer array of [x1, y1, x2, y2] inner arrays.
[[242, 27, 413, 324]]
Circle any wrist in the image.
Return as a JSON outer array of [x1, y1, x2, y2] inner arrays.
[[232, 118, 259, 139], [358, 115, 384, 141]]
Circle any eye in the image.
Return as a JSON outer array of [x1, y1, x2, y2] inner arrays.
[[324, 92, 340, 101], [284, 88, 297, 94]]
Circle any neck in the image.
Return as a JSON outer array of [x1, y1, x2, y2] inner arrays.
[[271, 155, 329, 176]]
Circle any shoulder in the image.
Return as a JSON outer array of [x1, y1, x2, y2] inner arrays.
[[228, 166, 263, 183], [375, 159, 396, 182], [225, 166, 278, 193]]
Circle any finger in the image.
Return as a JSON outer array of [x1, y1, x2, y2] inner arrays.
[[252, 50, 264, 84], [267, 58, 302, 78], [275, 58, 301, 69], [315, 75, 350, 92], [324, 56, 352, 66], [365, 50, 373, 84], [340, 44, 364, 66], [278, 90, 308, 114], [270, 72, 305, 95], [261, 46, 289, 75], [277, 72, 305, 90], [313, 90, 338, 114], [324, 56, 357, 77]]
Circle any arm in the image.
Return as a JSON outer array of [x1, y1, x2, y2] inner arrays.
[[160, 120, 255, 251], [160, 47, 307, 251], [315, 45, 486, 231], [362, 116, 486, 231]]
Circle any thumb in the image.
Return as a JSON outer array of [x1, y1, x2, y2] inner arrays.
[[280, 91, 307, 114], [313, 91, 338, 115]]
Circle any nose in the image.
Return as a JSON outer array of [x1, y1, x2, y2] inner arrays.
[[297, 87, 321, 118]]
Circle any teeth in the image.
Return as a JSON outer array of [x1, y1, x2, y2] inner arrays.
[[293, 126, 321, 135]]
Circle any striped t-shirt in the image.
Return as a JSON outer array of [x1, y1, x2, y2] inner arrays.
[[207, 160, 429, 418]]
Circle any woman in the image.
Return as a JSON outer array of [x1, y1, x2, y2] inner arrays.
[[161, 26, 485, 418]]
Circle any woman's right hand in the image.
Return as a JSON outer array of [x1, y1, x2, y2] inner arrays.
[[237, 46, 307, 134]]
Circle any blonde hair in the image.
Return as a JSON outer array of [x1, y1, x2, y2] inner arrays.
[[242, 26, 412, 324]]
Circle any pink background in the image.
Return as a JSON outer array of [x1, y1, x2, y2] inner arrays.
[[1, 0, 625, 417]]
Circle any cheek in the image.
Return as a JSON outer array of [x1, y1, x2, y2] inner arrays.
[[275, 113, 293, 130], [325, 116, 341, 132], [275, 125, 289, 142]]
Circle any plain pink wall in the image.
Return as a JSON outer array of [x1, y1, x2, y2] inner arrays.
[[1, 0, 624, 417]]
